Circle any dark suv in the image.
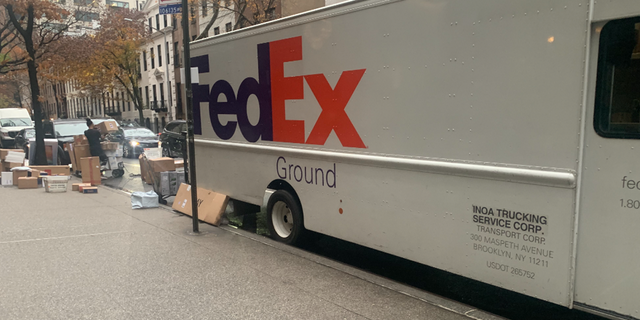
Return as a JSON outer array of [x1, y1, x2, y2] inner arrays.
[[159, 120, 185, 158]]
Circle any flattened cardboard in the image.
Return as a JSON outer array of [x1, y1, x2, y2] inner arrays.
[[17, 177, 38, 189], [28, 166, 69, 176], [80, 157, 101, 185], [172, 183, 229, 226]]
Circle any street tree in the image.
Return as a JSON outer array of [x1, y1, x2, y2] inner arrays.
[[195, 0, 279, 40], [0, 0, 76, 164], [62, 9, 148, 124]]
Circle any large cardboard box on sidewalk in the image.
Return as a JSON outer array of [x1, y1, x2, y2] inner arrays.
[[2, 161, 22, 171], [28, 165, 69, 176], [97, 120, 118, 135], [69, 143, 91, 172], [172, 183, 229, 226], [80, 157, 101, 185], [149, 157, 174, 173]]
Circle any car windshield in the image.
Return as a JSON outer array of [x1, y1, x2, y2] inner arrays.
[[0, 118, 31, 127], [124, 129, 156, 138], [55, 123, 87, 136]]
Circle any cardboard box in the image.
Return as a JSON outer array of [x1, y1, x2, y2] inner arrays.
[[172, 183, 229, 226], [80, 157, 101, 185], [82, 187, 98, 194], [100, 142, 119, 151], [28, 166, 69, 176], [12, 169, 29, 186], [71, 144, 91, 171], [1, 161, 22, 171], [139, 154, 148, 183], [174, 159, 184, 170], [17, 177, 38, 189], [97, 120, 118, 134], [73, 135, 88, 145], [0, 149, 24, 161], [78, 183, 92, 192], [1, 172, 12, 185], [149, 157, 175, 173]]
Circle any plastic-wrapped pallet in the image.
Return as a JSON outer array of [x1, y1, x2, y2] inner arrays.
[[131, 190, 159, 209]]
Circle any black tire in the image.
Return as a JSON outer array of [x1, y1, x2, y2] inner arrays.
[[266, 190, 305, 245], [112, 169, 124, 178]]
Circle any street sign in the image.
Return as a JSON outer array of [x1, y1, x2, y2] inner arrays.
[[159, 0, 181, 14]]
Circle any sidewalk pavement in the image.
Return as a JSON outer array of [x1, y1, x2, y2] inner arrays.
[[0, 179, 504, 320]]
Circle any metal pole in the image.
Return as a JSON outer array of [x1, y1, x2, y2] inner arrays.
[[181, 0, 199, 233]]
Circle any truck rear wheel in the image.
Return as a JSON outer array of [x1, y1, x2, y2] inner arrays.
[[267, 190, 304, 245]]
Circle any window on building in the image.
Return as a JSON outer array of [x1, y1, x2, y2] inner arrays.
[[152, 85, 157, 108], [148, 18, 152, 33], [150, 47, 155, 69], [156, 14, 160, 31], [202, 0, 207, 16], [159, 83, 164, 107], [214, 27, 220, 35], [142, 51, 147, 71], [75, 11, 99, 22], [225, 22, 232, 32], [145, 86, 150, 107], [158, 44, 162, 67], [163, 14, 167, 28], [594, 18, 640, 138], [168, 81, 172, 106], [265, 7, 276, 20], [172, 16, 177, 29], [174, 42, 179, 65], [166, 42, 170, 66]]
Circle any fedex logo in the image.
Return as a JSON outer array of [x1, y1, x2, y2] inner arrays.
[[192, 36, 366, 148]]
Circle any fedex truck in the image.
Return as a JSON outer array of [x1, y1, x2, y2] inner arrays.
[[189, 0, 640, 318]]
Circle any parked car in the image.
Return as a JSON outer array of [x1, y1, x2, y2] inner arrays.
[[0, 108, 33, 148], [43, 119, 90, 164], [14, 128, 35, 158], [159, 120, 186, 158], [121, 127, 159, 158]]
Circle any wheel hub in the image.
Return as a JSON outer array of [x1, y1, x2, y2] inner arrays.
[[272, 201, 293, 238]]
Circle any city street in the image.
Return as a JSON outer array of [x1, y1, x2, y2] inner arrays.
[[0, 183, 499, 320], [103, 155, 154, 193]]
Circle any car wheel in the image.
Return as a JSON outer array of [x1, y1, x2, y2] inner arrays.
[[267, 190, 305, 245]]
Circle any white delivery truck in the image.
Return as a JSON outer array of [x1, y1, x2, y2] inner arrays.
[[189, 1, 640, 318], [0, 108, 33, 148]]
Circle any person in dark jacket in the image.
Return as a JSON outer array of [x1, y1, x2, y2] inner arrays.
[[84, 118, 108, 163]]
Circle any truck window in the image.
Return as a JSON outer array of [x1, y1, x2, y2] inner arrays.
[[594, 18, 640, 138]]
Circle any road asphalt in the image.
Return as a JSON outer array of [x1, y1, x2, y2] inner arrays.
[[0, 178, 505, 320]]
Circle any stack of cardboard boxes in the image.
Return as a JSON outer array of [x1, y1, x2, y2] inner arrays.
[[0, 149, 25, 171], [139, 154, 185, 196], [0, 153, 70, 190]]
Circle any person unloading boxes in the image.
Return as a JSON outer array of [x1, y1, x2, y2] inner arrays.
[[84, 118, 108, 164]]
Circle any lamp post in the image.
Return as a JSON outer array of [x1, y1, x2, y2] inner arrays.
[[124, 18, 173, 120]]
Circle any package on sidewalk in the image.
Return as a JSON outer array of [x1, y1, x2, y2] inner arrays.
[[131, 190, 159, 209], [97, 120, 118, 135], [80, 157, 101, 185], [139, 154, 149, 183], [1, 161, 22, 171], [0, 149, 24, 161], [43, 176, 70, 193], [17, 177, 38, 189], [1, 172, 13, 186], [82, 187, 98, 194], [11, 167, 31, 186], [4, 151, 25, 164], [28, 165, 69, 176], [68, 143, 90, 172], [174, 159, 184, 170], [77, 183, 92, 192], [172, 183, 229, 226]]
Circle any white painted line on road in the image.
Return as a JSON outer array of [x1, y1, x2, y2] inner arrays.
[[0, 230, 132, 245]]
